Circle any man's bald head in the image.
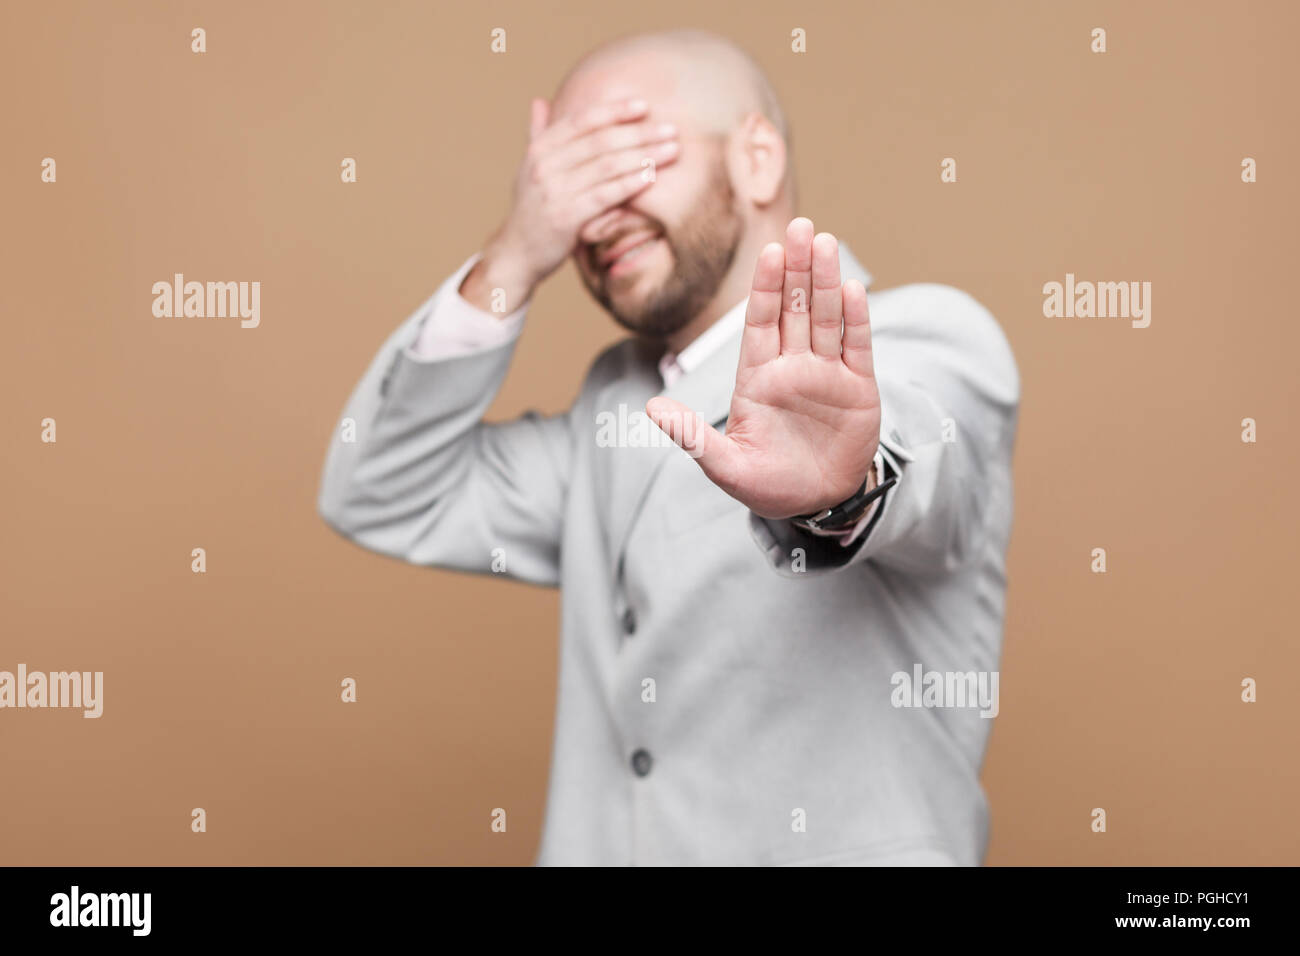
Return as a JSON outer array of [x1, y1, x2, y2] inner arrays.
[[554, 29, 790, 144]]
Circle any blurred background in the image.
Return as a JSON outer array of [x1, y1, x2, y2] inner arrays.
[[2, 0, 1297, 865]]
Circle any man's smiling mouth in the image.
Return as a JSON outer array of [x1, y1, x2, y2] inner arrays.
[[595, 230, 663, 277]]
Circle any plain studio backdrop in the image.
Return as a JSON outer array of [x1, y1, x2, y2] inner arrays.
[[2, 0, 1296, 865]]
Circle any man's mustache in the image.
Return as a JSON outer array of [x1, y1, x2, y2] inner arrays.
[[587, 223, 669, 272]]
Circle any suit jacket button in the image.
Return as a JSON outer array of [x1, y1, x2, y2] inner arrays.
[[622, 607, 637, 635], [630, 748, 652, 777]]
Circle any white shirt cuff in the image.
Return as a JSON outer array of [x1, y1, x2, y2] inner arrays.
[[405, 253, 528, 362]]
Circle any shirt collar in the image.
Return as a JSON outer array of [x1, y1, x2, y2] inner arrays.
[[657, 297, 748, 387]]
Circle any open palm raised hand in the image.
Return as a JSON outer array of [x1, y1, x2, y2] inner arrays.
[[646, 218, 882, 520]]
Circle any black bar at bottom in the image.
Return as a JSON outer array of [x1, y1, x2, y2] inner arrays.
[[0, 865, 1280, 942]]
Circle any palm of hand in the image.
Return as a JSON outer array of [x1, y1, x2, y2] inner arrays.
[[724, 351, 881, 518], [647, 218, 882, 520]]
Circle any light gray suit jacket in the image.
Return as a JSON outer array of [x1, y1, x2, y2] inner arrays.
[[318, 245, 1019, 866]]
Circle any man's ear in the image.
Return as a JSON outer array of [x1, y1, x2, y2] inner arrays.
[[728, 112, 788, 207]]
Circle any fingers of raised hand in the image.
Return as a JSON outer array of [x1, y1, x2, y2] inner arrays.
[[742, 219, 872, 377], [779, 217, 815, 354], [738, 242, 786, 370], [841, 278, 875, 379], [809, 233, 844, 358]]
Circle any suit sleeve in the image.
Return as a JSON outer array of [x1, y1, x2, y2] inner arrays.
[[317, 261, 572, 587], [748, 284, 1020, 576]]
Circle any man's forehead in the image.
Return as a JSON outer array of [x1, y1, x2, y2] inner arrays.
[[551, 57, 686, 124]]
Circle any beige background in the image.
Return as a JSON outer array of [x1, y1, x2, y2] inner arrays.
[[2, 0, 1296, 865]]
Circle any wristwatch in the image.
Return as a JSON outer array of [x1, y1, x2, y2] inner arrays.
[[790, 460, 898, 534]]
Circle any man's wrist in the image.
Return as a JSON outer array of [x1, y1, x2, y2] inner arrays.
[[459, 238, 537, 316], [819, 461, 877, 530], [791, 452, 892, 534]]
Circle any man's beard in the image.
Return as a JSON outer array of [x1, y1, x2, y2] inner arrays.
[[581, 159, 743, 340]]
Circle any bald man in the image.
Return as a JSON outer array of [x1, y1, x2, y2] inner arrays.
[[319, 30, 1019, 866]]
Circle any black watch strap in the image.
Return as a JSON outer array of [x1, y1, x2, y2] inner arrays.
[[790, 468, 898, 534]]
